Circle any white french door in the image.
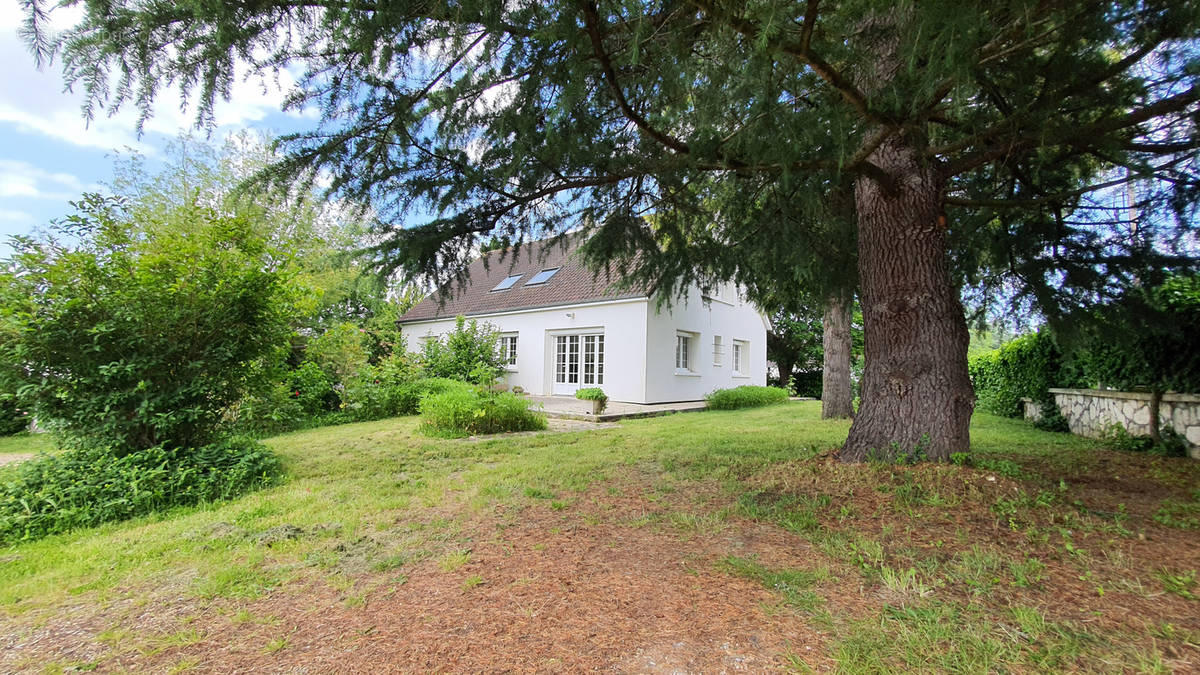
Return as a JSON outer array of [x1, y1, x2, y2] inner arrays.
[[552, 333, 604, 395]]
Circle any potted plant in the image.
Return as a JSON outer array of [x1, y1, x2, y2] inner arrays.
[[575, 387, 608, 415]]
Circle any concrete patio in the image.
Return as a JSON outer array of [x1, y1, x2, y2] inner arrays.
[[525, 395, 708, 422]]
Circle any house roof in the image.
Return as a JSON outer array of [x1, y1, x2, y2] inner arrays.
[[397, 236, 651, 323]]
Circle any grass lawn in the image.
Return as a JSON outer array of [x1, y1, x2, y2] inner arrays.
[[1, 402, 1197, 672], [0, 433, 55, 456]]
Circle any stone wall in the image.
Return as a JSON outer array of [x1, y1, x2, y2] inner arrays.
[[1025, 389, 1200, 459]]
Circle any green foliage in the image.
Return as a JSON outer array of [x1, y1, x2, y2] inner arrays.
[[0, 437, 280, 544], [304, 322, 369, 384], [789, 371, 823, 398], [343, 366, 460, 422], [419, 317, 504, 385], [1060, 274, 1200, 394], [968, 331, 1064, 419], [0, 393, 28, 436], [575, 387, 607, 414], [574, 388, 607, 402], [419, 387, 547, 437], [285, 362, 337, 415], [233, 382, 309, 437], [1104, 425, 1188, 458], [1, 195, 296, 454], [705, 386, 790, 410]]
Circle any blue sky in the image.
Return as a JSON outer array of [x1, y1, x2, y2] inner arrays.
[[0, 1, 315, 252]]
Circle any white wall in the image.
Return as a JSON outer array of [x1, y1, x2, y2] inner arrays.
[[399, 299, 651, 403], [400, 286, 767, 404], [643, 285, 768, 403]]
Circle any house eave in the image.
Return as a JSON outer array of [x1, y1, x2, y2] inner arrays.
[[396, 295, 650, 326]]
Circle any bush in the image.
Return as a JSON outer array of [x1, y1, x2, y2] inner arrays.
[[285, 361, 339, 415], [705, 385, 790, 410], [0, 437, 281, 544], [419, 387, 547, 437], [0, 195, 296, 454], [968, 331, 1064, 419], [233, 381, 308, 436], [788, 370, 823, 398], [0, 393, 28, 436], [342, 351, 459, 421], [420, 316, 505, 385]]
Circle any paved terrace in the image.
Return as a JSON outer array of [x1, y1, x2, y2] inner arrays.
[[525, 395, 708, 422]]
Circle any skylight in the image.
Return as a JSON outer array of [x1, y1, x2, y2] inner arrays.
[[491, 274, 523, 291], [525, 267, 560, 285]]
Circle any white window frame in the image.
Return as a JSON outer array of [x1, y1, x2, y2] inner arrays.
[[675, 331, 698, 375], [732, 339, 750, 377], [712, 335, 724, 366], [499, 333, 518, 369]]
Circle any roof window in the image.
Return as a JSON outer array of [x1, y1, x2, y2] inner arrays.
[[491, 274, 524, 291], [525, 267, 560, 285]]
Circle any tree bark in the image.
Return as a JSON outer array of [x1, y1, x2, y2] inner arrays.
[[821, 292, 855, 418], [840, 133, 975, 462]]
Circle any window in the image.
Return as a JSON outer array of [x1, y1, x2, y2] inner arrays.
[[712, 335, 723, 366], [525, 267, 560, 285], [499, 334, 518, 367], [733, 339, 749, 376], [675, 333, 691, 371], [583, 334, 604, 385], [491, 274, 523, 291]]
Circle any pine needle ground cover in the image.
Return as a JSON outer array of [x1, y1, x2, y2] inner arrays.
[[1, 402, 1197, 672]]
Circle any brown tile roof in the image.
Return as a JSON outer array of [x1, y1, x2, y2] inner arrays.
[[397, 236, 651, 323]]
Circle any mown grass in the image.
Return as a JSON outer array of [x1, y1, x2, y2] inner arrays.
[[1, 402, 1197, 673], [0, 433, 56, 456]]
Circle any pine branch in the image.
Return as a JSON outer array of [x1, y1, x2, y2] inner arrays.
[[945, 155, 1193, 208], [689, 0, 886, 127], [942, 85, 1200, 177], [580, 1, 692, 155]]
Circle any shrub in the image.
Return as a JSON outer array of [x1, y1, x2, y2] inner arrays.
[[0, 437, 281, 544], [968, 331, 1064, 419], [233, 381, 308, 436], [342, 350, 459, 421], [706, 385, 790, 410], [419, 387, 547, 437], [788, 370, 823, 398], [0, 393, 28, 436], [0, 195, 295, 454], [420, 316, 505, 384], [285, 361, 339, 415]]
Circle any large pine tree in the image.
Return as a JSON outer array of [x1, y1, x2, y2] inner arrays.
[[24, 0, 1199, 460]]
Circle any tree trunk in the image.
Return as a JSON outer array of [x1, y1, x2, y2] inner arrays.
[[840, 133, 975, 462], [821, 292, 855, 419], [776, 357, 794, 390]]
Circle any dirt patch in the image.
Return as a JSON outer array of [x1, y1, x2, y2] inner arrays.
[[1, 475, 835, 673], [2, 444, 1197, 673], [0, 453, 34, 467]]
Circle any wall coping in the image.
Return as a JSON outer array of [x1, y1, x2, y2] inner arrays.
[[1049, 388, 1200, 404]]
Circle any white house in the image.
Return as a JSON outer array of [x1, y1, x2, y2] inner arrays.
[[396, 237, 768, 404]]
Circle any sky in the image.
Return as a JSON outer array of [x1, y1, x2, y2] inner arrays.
[[0, 1, 315, 251]]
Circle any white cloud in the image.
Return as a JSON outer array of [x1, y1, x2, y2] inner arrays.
[[0, 2, 315, 153], [0, 158, 91, 200], [0, 208, 33, 223]]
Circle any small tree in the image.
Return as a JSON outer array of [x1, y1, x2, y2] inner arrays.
[[0, 194, 296, 454], [420, 317, 505, 385]]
